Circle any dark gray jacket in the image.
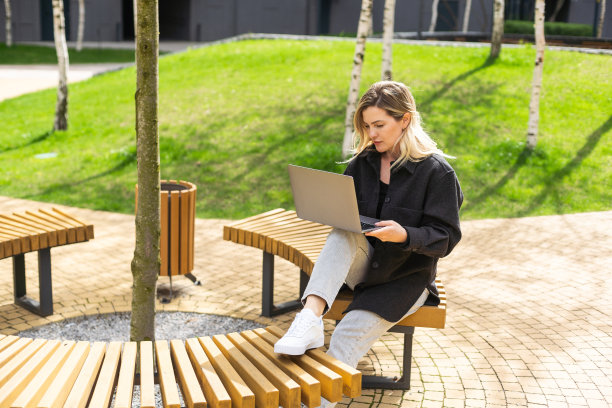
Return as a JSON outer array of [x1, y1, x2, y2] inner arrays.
[[343, 147, 463, 322]]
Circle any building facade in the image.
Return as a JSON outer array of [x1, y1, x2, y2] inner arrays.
[[1, 0, 610, 44]]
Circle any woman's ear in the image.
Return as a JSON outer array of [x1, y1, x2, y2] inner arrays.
[[402, 113, 411, 129]]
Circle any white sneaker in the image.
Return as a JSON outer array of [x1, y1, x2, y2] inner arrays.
[[274, 308, 324, 355]]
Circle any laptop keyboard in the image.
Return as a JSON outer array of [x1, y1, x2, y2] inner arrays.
[[361, 221, 377, 230]]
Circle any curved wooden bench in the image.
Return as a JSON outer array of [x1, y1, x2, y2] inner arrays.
[[0, 325, 361, 408], [0, 208, 94, 316], [223, 209, 447, 389]]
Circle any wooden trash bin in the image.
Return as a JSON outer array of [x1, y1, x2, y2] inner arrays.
[[136, 180, 199, 300]]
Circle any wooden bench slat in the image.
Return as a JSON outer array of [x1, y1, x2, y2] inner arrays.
[[24, 211, 68, 245], [0, 335, 19, 354], [0, 228, 32, 252], [185, 337, 231, 408], [198, 336, 255, 408], [213, 335, 279, 408], [0, 337, 32, 369], [37, 341, 90, 408], [0, 339, 59, 407], [12, 340, 75, 408], [37, 209, 81, 243], [223, 208, 286, 242], [51, 208, 94, 240], [88, 341, 121, 408], [254, 328, 342, 403], [170, 339, 207, 408], [139, 341, 156, 408], [240, 330, 320, 408], [229, 211, 295, 245], [36, 210, 79, 243], [238, 213, 299, 248], [226, 332, 301, 408], [156, 340, 182, 408], [11, 214, 59, 247], [114, 341, 138, 408], [0, 215, 48, 249], [0, 338, 47, 389], [64, 341, 106, 408], [265, 326, 362, 398]]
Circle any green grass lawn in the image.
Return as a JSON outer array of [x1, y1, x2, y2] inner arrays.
[[0, 43, 136, 64], [0, 40, 610, 220]]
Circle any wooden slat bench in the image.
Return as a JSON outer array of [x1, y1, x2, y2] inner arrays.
[[0, 208, 94, 317], [223, 209, 447, 390], [0, 326, 361, 408]]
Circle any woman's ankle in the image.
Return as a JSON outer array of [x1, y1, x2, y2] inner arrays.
[[303, 295, 326, 317]]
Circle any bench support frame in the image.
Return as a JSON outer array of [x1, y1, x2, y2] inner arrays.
[[362, 325, 414, 390], [262, 251, 308, 317], [12, 248, 53, 317]]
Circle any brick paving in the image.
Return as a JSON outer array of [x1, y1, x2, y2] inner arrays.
[[1, 195, 611, 408]]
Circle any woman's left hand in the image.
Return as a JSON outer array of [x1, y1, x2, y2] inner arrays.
[[364, 220, 408, 243]]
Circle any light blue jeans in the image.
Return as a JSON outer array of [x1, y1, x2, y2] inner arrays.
[[302, 229, 428, 407]]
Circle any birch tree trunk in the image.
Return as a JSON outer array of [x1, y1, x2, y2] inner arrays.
[[133, 0, 138, 38], [52, 0, 69, 131], [3, 0, 11, 47], [489, 0, 504, 59], [429, 0, 439, 31], [526, 0, 545, 150], [597, 0, 606, 38], [549, 0, 565, 21], [76, 0, 85, 51], [381, 0, 396, 80], [342, 0, 372, 158], [130, 0, 160, 342], [462, 0, 472, 32]]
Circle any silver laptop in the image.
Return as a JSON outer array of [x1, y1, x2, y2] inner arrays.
[[288, 164, 381, 233]]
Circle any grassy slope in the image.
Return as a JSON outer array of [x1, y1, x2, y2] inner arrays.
[[0, 40, 610, 220]]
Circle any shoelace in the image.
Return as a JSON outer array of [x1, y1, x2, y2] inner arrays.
[[286, 312, 315, 337]]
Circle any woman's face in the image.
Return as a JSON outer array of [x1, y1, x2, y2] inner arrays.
[[362, 106, 409, 156]]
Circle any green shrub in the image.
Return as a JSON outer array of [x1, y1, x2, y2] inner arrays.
[[505, 20, 593, 37]]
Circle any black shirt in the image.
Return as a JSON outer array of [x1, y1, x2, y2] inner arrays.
[[343, 147, 463, 322]]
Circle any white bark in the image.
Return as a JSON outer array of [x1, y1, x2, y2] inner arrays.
[[490, 0, 504, 59], [597, 0, 606, 38], [3, 0, 11, 47], [549, 0, 565, 22], [342, 0, 372, 158], [133, 0, 138, 38], [462, 0, 472, 32], [526, 0, 545, 150], [76, 0, 85, 51], [429, 0, 439, 32], [381, 0, 396, 80], [52, 0, 69, 131]]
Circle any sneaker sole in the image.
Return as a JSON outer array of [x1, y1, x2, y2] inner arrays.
[[274, 337, 324, 356]]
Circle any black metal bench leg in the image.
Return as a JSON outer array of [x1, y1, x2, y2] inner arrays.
[[362, 326, 414, 390], [261, 251, 305, 317], [38, 248, 53, 316], [13, 249, 54, 317]]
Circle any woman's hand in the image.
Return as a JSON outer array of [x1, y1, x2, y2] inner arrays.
[[365, 220, 408, 243]]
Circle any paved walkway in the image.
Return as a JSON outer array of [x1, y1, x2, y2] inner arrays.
[[1, 195, 610, 408]]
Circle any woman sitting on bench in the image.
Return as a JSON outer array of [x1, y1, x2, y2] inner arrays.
[[274, 81, 463, 406]]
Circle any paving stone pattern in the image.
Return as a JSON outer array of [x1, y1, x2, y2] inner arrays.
[[1, 195, 611, 408]]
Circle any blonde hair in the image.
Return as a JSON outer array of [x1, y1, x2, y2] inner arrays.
[[351, 81, 450, 169]]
